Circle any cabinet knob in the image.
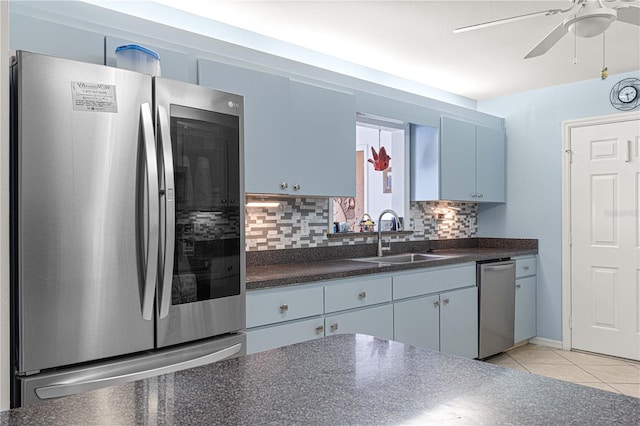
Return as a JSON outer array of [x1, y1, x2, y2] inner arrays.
[[279, 304, 289, 313], [280, 182, 288, 189], [471, 193, 477, 198], [477, 193, 484, 198], [443, 298, 450, 305], [330, 323, 339, 332], [523, 266, 530, 271], [315, 325, 324, 334], [358, 291, 367, 300], [433, 300, 440, 308], [293, 183, 301, 191], [516, 284, 522, 289]]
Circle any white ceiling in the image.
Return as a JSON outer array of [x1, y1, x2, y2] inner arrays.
[[153, 0, 640, 100]]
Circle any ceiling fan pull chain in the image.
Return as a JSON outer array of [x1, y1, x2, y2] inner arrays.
[[601, 32, 608, 80], [573, 16, 578, 64]]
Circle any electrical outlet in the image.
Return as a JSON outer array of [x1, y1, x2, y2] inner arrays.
[[301, 220, 309, 234]]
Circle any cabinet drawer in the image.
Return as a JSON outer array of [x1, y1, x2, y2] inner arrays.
[[247, 285, 323, 328], [325, 304, 394, 340], [515, 257, 536, 278], [246, 317, 325, 354], [393, 263, 476, 300], [324, 276, 392, 313]]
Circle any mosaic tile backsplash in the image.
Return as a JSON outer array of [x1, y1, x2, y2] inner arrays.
[[245, 196, 477, 251]]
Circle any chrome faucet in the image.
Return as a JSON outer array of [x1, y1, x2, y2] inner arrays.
[[377, 209, 402, 257]]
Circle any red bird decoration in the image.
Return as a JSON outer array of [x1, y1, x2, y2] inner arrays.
[[368, 146, 391, 171]]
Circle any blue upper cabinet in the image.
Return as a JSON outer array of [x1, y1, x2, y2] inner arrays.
[[287, 81, 356, 197], [440, 117, 476, 201], [411, 117, 505, 203], [197, 59, 292, 194], [441, 116, 506, 202], [105, 36, 191, 83], [10, 13, 104, 64], [476, 125, 506, 202]]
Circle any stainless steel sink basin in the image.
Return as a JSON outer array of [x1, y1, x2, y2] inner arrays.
[[352, 253, 452, 265]]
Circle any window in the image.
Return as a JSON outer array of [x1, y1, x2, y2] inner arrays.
[[333, 115, 408, 232]]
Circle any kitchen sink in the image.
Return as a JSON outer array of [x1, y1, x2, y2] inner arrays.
[[352, 252, 452, 265]]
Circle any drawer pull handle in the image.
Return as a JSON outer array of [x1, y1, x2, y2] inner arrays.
[[442, 298, 450, 305], [433, 300, 440, 308], [315, 325, 324, 334], [280, 304, 289, 313], [330, 323, 339, 332], [358, 291, 367, 300]]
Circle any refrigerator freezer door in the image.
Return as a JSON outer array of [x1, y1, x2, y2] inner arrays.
[[154, 78, 246, 348], [14, 52, 156, 373]]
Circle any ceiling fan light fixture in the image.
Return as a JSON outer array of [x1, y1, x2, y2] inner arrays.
[[565, 9, 617, 38]]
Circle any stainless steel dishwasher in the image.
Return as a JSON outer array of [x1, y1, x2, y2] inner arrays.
[[477, 259, 516, 359]]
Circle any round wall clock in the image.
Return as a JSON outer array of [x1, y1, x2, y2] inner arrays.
[[610, 78, 640, 111]]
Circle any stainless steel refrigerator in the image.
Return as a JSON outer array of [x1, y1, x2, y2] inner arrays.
[[10, 51, 246, 407]]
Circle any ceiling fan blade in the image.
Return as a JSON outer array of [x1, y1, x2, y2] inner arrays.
[[615, 5, 640, 26], [454, 9, 565, 33], [524, 22, 568, 59]]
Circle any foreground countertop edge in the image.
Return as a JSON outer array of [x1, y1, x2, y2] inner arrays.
[[2, 334, 639, 425], [246, 248, 538, 290]]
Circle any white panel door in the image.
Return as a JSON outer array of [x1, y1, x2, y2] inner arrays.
[[570, 118, 640, 361]]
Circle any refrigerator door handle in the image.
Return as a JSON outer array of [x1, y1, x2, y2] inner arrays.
[[34, 343, 242, 400], [140, 103, 160, 321], [157, 105, 175, 319]]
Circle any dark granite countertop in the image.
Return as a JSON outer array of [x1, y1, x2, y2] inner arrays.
[[247, 238, 538, 290], [2, 334, 638, 425]]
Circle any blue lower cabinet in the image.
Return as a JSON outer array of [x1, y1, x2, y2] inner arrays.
[[393, 286, 478, 359], [439, 286, 478, 358], [394, 295, 440, 352], [324, 304, 394, 340], [247, 317, 325, 354]]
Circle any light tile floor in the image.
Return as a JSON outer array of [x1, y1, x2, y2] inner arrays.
[[485, 344, 640, 398]]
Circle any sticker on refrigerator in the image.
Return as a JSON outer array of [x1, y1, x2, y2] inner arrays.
[[70, 81, 118, 113]]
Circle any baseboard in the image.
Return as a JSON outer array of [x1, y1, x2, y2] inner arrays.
[[529, 337, 563, 349]]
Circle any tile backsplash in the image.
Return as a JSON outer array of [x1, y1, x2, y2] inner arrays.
[[245, 196, 477, 251]]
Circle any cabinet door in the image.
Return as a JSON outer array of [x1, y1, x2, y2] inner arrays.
[[105, 36, 191, 82], [10, 13, 104, 64], [440, 287, 478, 358], [198, 59, 292, 194], [325, 305, 393, 340], [515, 276, 537, 343], [440, 117, 476, 201], [247, 317, 325, 354], [394, 295, 440, 351], [288, 81, 356, 197], [476, 125, 505, 202]]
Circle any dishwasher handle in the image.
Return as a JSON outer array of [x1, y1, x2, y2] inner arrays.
[[482, 264, 514, 272]]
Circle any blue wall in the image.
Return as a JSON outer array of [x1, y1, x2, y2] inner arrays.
[[477, 70, 640, 342]]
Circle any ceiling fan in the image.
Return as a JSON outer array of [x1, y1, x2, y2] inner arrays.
[[454, 0, 640, 58]]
